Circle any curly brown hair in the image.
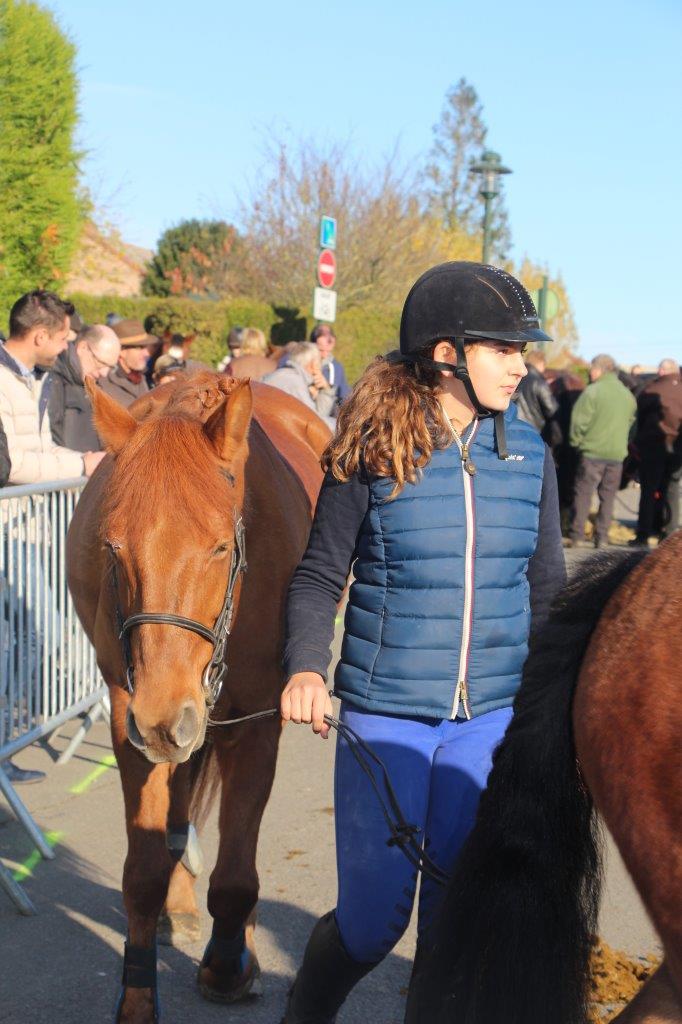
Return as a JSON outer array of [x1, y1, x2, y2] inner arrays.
[[322, 348, 452, 498]]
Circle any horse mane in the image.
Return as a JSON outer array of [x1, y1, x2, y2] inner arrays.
[[414, 548, 650, 1024], [101, 406, 233, 537]]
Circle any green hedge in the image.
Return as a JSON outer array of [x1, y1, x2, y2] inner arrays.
[[66, 294, 400, 383]]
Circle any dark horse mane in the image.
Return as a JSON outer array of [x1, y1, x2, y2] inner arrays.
[[414, 548, 649, 1024]]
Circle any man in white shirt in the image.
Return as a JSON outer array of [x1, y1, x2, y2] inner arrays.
[[0, 291, 104, 784], [0, 290, 105, 483]]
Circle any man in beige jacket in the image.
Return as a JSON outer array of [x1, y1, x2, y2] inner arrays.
[[0, 290, 105, 484]]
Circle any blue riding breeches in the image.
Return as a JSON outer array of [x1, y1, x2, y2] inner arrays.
[[333, 701, 513, 964]]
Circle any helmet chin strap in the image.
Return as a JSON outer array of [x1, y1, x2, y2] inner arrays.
[[414, 339, 509, 460]]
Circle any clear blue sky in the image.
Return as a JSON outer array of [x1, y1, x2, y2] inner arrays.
[[52, 0, 681, 365]]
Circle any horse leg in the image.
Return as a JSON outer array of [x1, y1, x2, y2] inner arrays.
[[158, 762, 202, 947], [197, 716, 281, 1003], [613, 963, 682, 1023], [110, 688, 173, 1024]]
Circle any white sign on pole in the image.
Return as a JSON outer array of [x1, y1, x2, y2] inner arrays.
[[313, 287, 337, 323]]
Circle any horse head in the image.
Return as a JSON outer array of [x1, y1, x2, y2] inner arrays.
[[88, 374, 253, 764]]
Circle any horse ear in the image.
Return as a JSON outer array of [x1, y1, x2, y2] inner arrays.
[[204, 380, 253, 470], [85, 377, 137, 454]]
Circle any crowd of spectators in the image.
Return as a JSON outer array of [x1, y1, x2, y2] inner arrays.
[[0, 293, 351, 495], [516, 351, 682, 549]]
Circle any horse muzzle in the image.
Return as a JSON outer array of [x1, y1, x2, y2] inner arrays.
[[126, 701, 207, 764]]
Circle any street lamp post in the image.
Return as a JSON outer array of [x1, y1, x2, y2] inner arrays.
[[470, 150, 512, 265]]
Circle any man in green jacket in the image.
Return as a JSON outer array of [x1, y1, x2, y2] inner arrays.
[[568, 354, 636, 547]]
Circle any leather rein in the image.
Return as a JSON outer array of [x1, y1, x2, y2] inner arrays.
[[112, 515, 247, 717]]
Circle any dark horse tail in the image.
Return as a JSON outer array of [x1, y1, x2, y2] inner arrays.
[[413, 550, 648, 1024]]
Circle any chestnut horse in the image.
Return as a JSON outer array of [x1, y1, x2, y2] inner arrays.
[[409, 536, 681, 1023], [66, 373, 329, 1024]]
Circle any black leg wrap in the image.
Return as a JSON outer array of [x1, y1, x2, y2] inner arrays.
[[166, 823, 189, 864], [122, 940, 158, 988], [281, 911, 378, 1024], [115, 941, 159, 1023], [201, 925, 246, 969]]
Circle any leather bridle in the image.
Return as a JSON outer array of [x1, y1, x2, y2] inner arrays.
[[112, 515, 247, 713]]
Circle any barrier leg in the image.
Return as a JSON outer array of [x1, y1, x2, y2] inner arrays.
[[0, 859, 37, 915], [0, 765, 54, 860], [56, 699, 104, 766]]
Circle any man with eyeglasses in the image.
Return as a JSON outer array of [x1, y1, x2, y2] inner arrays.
[[100, 318, 158, 409], [49, 323, 121, 452]]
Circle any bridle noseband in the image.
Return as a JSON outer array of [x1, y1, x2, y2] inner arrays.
[[112, 516, 247, 712]]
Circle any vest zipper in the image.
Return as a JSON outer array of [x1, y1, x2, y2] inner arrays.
[[447, 418, 479, 720]]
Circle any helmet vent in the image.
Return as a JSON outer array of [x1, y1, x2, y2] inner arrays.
[[475, 275, 510, 308], [487, 266, 535, 317]]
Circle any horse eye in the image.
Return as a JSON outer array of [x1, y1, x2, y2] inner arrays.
[[213, 543, 230, 556]]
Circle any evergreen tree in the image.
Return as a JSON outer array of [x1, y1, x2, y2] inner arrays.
[[424, 78, 511, 262], [0, 0, 83, 315], [142, 219, 240, 298]]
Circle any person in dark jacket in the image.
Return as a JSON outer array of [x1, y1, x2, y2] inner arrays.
[[278, 263, 564, 1024], [0, 417, 10, 486], [631, 358, 682, 543], [100, 319, 155, 408], [48, 325, 120, 451], [515, 349, 559, 438]]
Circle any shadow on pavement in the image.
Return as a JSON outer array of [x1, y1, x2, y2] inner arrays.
[[0, 839, 411, 1024]]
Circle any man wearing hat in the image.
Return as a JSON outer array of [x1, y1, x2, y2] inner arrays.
[[100, 319, 156, 408]]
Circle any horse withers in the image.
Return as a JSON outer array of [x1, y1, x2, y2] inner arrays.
[[66, 373, 329, 1023]]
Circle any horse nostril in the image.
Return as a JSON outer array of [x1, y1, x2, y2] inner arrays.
[[126, 707, 146, 750], [172, 703, 200, 749]]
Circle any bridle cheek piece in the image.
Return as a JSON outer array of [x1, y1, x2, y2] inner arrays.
[[113, 516, 247, 714]]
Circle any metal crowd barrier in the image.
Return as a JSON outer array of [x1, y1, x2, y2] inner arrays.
[[0, 477, 106, 914]]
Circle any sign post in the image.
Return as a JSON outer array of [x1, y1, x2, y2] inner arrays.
[[314, 216, 337, 322], [530, 276, 560, 348]]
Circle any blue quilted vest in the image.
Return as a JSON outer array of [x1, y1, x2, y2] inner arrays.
[[334, 404, 546, 719]]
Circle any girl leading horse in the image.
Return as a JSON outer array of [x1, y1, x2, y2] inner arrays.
[[280, 262, 566, 1022]]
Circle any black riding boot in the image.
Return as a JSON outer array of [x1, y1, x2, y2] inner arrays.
[[281, 910, 378, 1023]]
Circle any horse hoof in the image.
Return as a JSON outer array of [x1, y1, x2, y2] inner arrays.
[[157, 911, 202, 947], [197, 950, 263, 1003]]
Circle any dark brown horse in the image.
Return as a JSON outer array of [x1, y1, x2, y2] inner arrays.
[[410, 536, 681, 1023], [67, 373, 329, 1024]]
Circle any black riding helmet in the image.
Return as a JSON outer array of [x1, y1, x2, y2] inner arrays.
[[399, 261, 552, 457]]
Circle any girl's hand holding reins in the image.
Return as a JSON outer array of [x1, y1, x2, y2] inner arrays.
[[281, 672, 332, 739]]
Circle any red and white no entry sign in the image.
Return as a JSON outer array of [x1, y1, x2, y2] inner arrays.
[[317, 249, 336, 289]]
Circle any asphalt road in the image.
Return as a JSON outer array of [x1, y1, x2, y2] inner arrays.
[[0, 484, 661, 1024]]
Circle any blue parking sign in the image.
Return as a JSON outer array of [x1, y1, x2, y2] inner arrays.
[[320, 216, 337, 250]]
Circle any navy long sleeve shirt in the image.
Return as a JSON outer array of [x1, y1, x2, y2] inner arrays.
[[284, 445, 566, 683]]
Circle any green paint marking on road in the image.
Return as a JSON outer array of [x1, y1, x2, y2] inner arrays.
[[69, 753, 117, 795], [12, 830, 63, 881]]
